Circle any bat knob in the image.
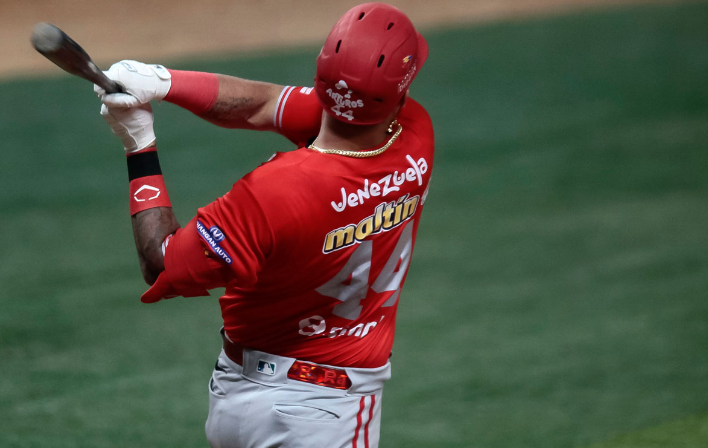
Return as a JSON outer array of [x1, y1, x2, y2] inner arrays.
[[31, 22, 64, 53]]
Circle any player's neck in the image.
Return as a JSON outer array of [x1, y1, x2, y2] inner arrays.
[[314, 114, 394, 152]]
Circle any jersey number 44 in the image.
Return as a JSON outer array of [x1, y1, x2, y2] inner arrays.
[[317, 220, 414, 320]]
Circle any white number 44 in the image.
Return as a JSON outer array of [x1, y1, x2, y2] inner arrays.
[[316, 220, 414, 320], [330, 104, 355, 121]]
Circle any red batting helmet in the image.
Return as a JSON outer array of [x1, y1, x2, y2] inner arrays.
[[315, 2, 429, 125]]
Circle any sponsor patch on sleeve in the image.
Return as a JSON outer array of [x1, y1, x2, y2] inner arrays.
[[196, 220, 233, 265], [209, 225, 225, 242]]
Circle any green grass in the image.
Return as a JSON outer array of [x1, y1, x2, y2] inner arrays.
[[1, 2, 708, 447], [585, 413, 708, 448]]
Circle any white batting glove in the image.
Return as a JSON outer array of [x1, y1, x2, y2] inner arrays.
[[100, 103, 156, 154], [94, 60, 171, 108]]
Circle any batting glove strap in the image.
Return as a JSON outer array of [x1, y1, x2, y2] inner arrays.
[[95, 60, 172, 108], [101, 103, 156, 153]]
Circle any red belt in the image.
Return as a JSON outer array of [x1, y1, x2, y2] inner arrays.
[[223, 338, 351, 390]]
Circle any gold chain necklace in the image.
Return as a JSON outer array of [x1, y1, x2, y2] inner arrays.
[[308, 120, 402, 158]]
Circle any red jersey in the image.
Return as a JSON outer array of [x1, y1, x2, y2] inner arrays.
[[145, 86, 434, 368]]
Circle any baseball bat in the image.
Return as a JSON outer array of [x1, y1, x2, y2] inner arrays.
[[30, 22, 125, 94]]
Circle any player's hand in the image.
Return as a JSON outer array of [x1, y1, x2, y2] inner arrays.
[[100, 103, 156, 153], [94, 60, 171, 108]]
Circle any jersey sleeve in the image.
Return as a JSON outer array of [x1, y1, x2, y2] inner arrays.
[[141, 180, 274, 303], [273, 86, 322, 147]]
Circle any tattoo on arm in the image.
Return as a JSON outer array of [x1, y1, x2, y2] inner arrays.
[[203, 96, 254, 125], [131, 207, 180, 285], [198, 75, 283, 130]]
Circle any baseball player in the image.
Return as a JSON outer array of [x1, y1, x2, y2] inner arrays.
[[95, 3, 433, 447]]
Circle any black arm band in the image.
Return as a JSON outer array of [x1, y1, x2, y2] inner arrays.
[[127, 151, 163, 181]]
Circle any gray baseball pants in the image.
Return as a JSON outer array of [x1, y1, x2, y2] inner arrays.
[[205, 347, 391, 448]]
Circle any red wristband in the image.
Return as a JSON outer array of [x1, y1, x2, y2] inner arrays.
[[127, 148, 172, 215], [164, 70, 219, 115], [129, 175, 172, 215]]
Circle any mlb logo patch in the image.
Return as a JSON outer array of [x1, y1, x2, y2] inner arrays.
[[257, 360, 276, 376]]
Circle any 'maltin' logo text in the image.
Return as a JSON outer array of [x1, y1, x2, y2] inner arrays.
[[323, 194, 419, 253]]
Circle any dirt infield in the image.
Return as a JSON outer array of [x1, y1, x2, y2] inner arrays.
[[1, 0, 683, 80]]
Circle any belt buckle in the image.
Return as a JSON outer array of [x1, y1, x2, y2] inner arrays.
[[287, 360, 351, 390]]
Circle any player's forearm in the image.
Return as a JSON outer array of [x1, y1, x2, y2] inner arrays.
[[165, 71, 282, 131], [131, 207, 180, 285], [205, 75, 282, 130], [95, 62, 284, 132], [124, 149, 179, 285]]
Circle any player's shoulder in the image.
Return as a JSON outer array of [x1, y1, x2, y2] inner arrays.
[[398, 97, 434, 145], [216, 150, 317, 225], [402, 98, 430, 120], [400, 98, 432, 130], [237, 149, 319, 193], [254, 149, 316, 175]]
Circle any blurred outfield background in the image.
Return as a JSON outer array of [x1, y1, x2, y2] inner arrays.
[[1, 1, 707, 447]]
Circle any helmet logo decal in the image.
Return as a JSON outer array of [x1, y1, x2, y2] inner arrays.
[[402, 55, 412, 67], [327, 79, 364, 121], [397, 62, 417, 93]]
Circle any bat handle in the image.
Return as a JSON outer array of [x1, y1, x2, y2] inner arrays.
[[88, 60, 125, 94], [105, 82, 126, 94]]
